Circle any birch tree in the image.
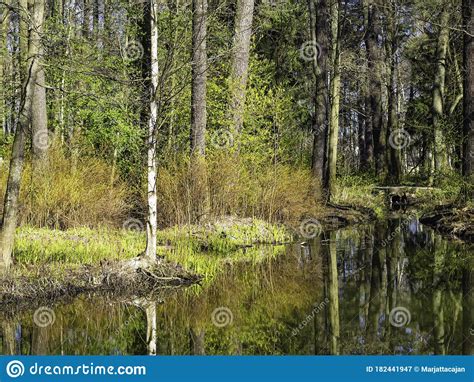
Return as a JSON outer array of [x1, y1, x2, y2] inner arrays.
[[144, 0, 159, 261]]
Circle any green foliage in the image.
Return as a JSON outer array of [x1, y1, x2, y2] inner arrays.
[[13, 219, 291, 280], [334, 174, 385, 216]]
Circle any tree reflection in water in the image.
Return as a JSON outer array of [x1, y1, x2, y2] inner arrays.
[[0, 219, 471, 355]]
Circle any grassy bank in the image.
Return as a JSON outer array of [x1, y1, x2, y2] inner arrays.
[[12, 218, 292, 279]]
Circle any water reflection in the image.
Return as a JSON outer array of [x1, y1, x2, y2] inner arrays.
[[0, 218, 472, 355]]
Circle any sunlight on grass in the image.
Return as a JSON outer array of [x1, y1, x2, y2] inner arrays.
[[13, 219, 292, 279]]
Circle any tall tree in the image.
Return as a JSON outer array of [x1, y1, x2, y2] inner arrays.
[[144, 0, 159, 261], [385, 0, 401, 184], [191, 0, 207, 156], [432, 7, 450, 174], [31, 0, 49, 160], [0, 0, 44, 271], [463, 0, 474, 183], [229, 0, 255, 138], [190, 0, 209, 221], [364, 0, 384, 178], [325, 0, 341, 199], [0, 1, 7, 134], [309, 0, 329, 198]]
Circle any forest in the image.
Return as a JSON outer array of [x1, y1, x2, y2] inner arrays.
[[0, 0, 473, 356]]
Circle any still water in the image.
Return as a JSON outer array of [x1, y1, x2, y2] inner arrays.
[[1, 217, 473, 355]]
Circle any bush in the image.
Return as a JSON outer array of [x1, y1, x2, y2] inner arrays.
[[156, 151, 316, 227], [0, 147, 129, 229]]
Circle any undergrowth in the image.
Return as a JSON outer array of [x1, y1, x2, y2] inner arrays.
[[13, 219, 292, 280]]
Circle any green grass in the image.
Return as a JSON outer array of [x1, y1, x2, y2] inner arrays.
[[334, 175, 386, 217], [15, 226, 144, 264], [13, 219, 292, 280]]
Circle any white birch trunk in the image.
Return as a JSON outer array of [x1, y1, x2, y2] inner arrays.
[[145, 0, 159, 260]]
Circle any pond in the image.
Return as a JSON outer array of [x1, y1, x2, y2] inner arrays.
[[1, 216, 473, 355]]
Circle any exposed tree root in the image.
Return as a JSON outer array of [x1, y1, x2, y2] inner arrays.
[[420, 205, 474, 242], [0, 256, 201, 309]]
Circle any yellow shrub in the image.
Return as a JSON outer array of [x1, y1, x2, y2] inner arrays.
[[0, 148, 129, 228], [156, 152, 316, 226]]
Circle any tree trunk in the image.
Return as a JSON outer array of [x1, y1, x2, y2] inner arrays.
[[145, 302, 157, 355], [229, 0, 255, 138], [325, 0, 341, 200], [327, 231, 340, 354], [190, 0, 209, 222], [432, 8, 450, 173], [309, 0, 329, 198], [364, 0, 384, 178], [191, 0, 207, 156], [357, 88, 367, 170], [145, 0, 159, 260], [463, 0, 474, 182], [31, 0, 49, 161], [0, 0, 6, 134], [19, 0, 28, 77], [0, 0, 43, 272], [385, 1, 401, 185], [189, 328, 206, 355]]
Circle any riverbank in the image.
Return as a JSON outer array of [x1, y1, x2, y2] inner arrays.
[[0, 218, 293, 306], [420, 205, 474, 242], [0, 204, 378, 307]]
